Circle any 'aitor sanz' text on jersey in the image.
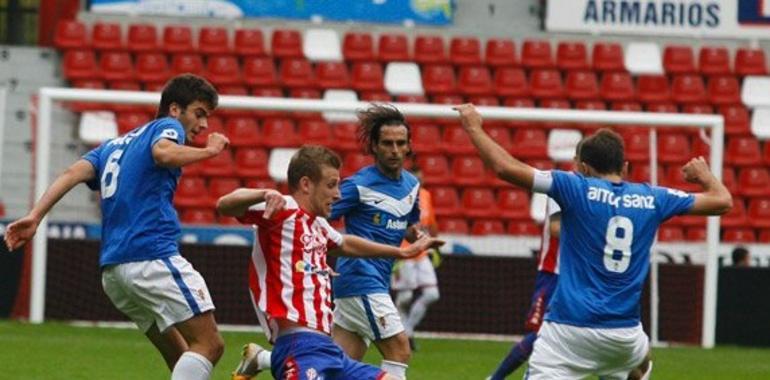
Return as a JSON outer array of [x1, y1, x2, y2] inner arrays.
[[331, 166, 421, 298], [83, 117, 185, 267], [541, 171, 694, 328]]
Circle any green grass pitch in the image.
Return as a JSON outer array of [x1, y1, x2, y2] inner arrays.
[[2, 321, 770, 379]]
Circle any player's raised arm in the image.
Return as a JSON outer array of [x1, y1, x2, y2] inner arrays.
[[216, 188, 286, 219], [332, 234, 444, 259], [454, 104, 536, 190], [152, 132, 229, 168], [4, 159, 95, 250], [681, 156, 733, 215]]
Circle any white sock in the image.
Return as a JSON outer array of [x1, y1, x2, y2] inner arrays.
[[171, 351, 213, 380], [406, 287, 439, 336], [641, 361, 653, 380], [381, 360, 408, 379], [257, 350, 272, 369]]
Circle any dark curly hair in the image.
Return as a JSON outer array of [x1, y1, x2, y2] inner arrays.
[[156, 74, 218, 118], [356, 104, 410, 155]]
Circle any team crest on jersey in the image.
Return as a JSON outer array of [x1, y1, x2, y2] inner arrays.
[[379, 316, 388, 329], [372, 212, 382, 225], [306, 368, 319, 380]]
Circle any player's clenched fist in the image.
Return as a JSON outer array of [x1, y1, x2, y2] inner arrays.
[[453, 103, 483, 132], [206, 132, 230, 155], [4, 215, 39, 251], [682, 156, 712, 185]]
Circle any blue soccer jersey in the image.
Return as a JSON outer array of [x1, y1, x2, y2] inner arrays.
[[83, 117, 186, 267], [543, 170, 695, 328], [331, 165, 421, 297]]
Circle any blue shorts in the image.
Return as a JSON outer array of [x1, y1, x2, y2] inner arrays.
[[271, 331, 385, 380], [525, 271, 558, 332]]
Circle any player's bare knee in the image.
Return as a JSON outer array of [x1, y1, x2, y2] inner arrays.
[[386, 334, 412, 363]]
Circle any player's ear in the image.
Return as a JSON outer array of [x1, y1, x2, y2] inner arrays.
[[168, 102, 181, 118], [621, 161, 630, 178], [299, 176, 312, 194]]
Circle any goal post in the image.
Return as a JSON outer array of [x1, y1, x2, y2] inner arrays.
[[33, 87, 724, 347]]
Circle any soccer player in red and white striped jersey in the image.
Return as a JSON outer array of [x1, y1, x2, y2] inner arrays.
[[218, 146, 442, 380]]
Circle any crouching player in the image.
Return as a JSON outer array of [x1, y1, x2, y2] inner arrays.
[[217, 145, 443, 380]]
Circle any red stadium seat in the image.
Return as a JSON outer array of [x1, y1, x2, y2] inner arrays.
[[226, 117, 261, 147], [127, 24, 158, 53], [463, 188, 497, 219], [175, 177, 209, 208], [735, 48, 767, 76], [685, 227, 706, 241], [592, 42, 624, 72], [450, 36, 482, 66], [494, 67, 529, 98], [707, 76, 741, 105], [414, 35, 447, 64], [180, 208, 216, 225], [521, 40, 553, 69], [600, 72, 635, 102], [200, 149, 235, 177], [244, 178, 277, 190], [749, 198, 770, 227], [646, 102, 678, 113], [92, 22, 122, 51], [135, 53, 170, 84], [411, 124, 442, 154], [723, 228, 756, 243], [99, 51, 133, 82], [681, 104, 713, 115], [315, 61, 350, 89], [262, 118, 299, 147], [575, 100, 607, 110], [343, 32, 375, 62], [359, 91, 391, 102], [457, 66, 493, 96], [512, 129, 548, 158], [486, 126, 513, 152], [529, 69, 564, 99], [54, 20, 88, 50], [497, 188, 530, 219], [452, 156, 486, 187], [63, 50, 99, 81], [331, 122, 359, 151], [507, 221, 540, 236], [485, 38, 516, 67], [471, 219, 505, 235], [422, 64, 457, 95], [271, 29, 303, 59], [299, 120, 332, 146], [430, 186, 461, 217], [658, 225, 685, 241], [416, 154, 452, 185], [242, 57, 278, 88], [205, 55, 241, 86], [662, 165, 700, 192], [341, 152, 374, 178], [628, 162, 663, 183], [234, 28, 266, 57], [722, 166, 738, 195], [720, 105, 751, 135], [726, 136, 762, 166], [198, 27, 230, 55], [637, 75, 671, 104], [658, 133, 691, 163], [621, 129, 650, 162], [441, 126, 475, 155], [208, 178, 241, 206], [610, 101, 642, 112], [171, 53, 204, 76], [437, 217, 468, 234], [162, 25, 194, 54], [722, 198, 748, 227], [280, 58, 315, 88], [557, 41, 589, 71], [378, 33, 410, 61], [191, 116, 224, 146], [698, 46, 730, 75], [234, 148, 269, 179], [565, 71, 599, 100], [663, 45, 696, 74], [738, 167, 770, 197], [116, 111, 151, 135], [671, 75, 707, 104], [351, 62, 384, 92]]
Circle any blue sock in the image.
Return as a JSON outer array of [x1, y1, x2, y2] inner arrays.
[[489, 332, 537, 380]]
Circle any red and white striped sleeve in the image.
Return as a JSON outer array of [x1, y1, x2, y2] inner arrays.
[[237, 203, 268, 227], [318, 217, 344, 249]]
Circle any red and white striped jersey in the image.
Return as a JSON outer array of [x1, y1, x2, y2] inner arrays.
[[238, 196, 343, 341], [537, 197, 561, 274]]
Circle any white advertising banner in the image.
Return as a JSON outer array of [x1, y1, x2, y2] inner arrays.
[[546, 0, 770, 39]]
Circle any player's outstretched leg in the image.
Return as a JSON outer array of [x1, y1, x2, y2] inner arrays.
[[488, 332, 537, 380], [403, 286, 439, 350], [171, 311, 225, 380], [232, 343, 271, 380]]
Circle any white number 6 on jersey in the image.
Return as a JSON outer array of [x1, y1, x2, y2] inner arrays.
[[101, 149, 124, 199], [603, 216, 634, 273]]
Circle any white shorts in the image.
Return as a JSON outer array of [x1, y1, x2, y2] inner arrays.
[[101, 255, 215, 333], [391, 256, 438, 291], [333, 293, 404, 344], [527, 321, 649, 380]]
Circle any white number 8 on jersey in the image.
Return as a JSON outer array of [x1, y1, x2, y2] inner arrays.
[[603, 216, 634, 273]]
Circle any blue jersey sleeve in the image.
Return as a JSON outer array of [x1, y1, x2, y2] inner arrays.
[[82, 144, 104, 191], [330, 178, 360, 220], [546, 170, 584, 212], [150, 118, 186, 147], [652, 186, 695, 222]]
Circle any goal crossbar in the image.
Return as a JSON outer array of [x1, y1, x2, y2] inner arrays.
[[34, 87, 725, 348]]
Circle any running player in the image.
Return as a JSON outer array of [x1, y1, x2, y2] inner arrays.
[[455, 104, 731, 379], [218, 145, 442, 380], [4, 74, 230, 380]]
